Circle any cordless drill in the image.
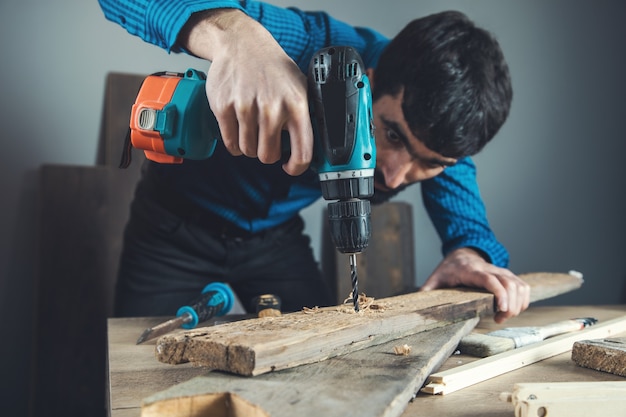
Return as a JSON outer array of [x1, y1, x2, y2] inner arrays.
[[122, 46, 376, 311]]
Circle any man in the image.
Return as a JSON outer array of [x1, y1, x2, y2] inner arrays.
[[99, 0, 530, 323]]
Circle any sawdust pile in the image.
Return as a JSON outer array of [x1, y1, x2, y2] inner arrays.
[[301, 293, 388, 315], [337, 293, 387, 314]]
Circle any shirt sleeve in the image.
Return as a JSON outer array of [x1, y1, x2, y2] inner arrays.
[[97, 0, 388, 67], [421, 157, 510, 267], [98, 0, 245, 52]]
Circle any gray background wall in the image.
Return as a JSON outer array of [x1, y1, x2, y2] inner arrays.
[[1, 0, 624, 415]]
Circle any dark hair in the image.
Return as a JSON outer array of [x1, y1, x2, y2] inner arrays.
[[374, 11, 512, 158]]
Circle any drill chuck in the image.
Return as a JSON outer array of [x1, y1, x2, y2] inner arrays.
[[327, 199, 371, 254]]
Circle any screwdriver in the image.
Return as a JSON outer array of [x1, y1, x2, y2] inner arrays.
[[136, 282, 235, 344]]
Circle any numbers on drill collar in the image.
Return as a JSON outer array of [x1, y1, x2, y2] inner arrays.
[[319, 168, 375, 181]]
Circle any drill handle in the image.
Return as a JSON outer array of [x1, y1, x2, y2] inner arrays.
[[177, 282, 235, 329]]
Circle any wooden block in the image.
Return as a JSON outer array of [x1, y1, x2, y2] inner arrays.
[[504, 381, 626, 417], [154, 272, 582, 376], [572, 337, 626, 376], [142, 318, 479, 417]]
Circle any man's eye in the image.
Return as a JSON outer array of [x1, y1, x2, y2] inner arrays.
[[385, 128, 401, 143]]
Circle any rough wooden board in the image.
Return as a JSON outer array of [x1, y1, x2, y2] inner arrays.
[[154, 272, 582, 376], [142, 318, 478, 417], [155, 287, 491, 375], [572, 337, 626, 377]]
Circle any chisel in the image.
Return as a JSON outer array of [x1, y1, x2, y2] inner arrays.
[[136, 282, 234, 344]]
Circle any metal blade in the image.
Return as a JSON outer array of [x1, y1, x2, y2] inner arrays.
[[136, 313, 192, 344]]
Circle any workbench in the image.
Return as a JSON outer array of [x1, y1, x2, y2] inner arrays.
[[107, 305, 626, 417]]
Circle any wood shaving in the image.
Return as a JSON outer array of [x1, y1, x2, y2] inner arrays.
[[393, 344, 412, 356], [302, 306, 321, 314]]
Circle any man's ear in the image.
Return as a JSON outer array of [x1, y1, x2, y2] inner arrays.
[[366, 68, 375, 90]]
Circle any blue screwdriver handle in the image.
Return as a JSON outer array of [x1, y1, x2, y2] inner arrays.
[[176, 282, 235, 329]]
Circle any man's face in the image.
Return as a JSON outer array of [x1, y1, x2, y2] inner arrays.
[[370, 89, 457, 204]]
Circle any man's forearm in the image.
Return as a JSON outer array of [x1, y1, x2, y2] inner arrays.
[[179, 8, 258, 61]]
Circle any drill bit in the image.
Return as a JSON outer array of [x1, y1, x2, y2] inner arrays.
[[349, 253, 359, 312]]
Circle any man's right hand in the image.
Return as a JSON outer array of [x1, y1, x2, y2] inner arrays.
[[179, 9, 313, 176]]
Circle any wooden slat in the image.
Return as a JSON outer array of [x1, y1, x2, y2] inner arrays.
[[154, 272, 582, 376], [142, 318, 479, 417]]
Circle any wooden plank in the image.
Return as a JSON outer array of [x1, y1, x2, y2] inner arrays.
[[154, 272, 582, 376], [35, 164, 138, 417], [34, 72, 147, 417], [571, 337, 626, 376], [525, 270, 585, 303], [422, 315, 626, 395], [142, 318, 479, 417]]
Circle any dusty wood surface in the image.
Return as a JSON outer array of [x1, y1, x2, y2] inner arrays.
[[154, 272, 582, 375], [108, 305, 626, 417], [572, 337, 626, 376], [142, 318, 478, 417]]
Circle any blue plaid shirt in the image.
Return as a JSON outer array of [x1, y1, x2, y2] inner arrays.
[[99, 0, 509, 267]]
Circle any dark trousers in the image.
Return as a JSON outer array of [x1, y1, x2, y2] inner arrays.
[[114, 165, 333, 317]]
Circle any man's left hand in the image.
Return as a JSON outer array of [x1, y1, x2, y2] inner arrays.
[[420, 247, 530, 323]]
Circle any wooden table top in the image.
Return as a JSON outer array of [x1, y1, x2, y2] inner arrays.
[[108, 305, 626, 417]]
